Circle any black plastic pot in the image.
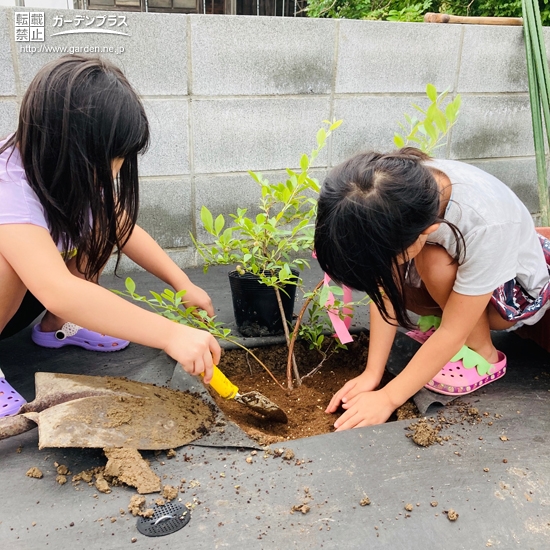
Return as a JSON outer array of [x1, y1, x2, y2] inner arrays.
[[228, 269, 299, 337]]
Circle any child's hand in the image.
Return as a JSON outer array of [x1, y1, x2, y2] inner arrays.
[[181, 283, 215, 317], [325, 370, 382, 414], [333, 389, 395, 430], [164, 324, 221, 384]]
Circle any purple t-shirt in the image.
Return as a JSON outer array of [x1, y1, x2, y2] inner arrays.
[[0, 137, 64, 252]]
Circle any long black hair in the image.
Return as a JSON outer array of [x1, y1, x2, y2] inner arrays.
[[0, 55, 149, 279], [314, 148, 463, 329]]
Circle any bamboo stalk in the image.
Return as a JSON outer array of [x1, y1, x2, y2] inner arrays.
[[424, 13, 523, 26], [523, 0, 550, 226]]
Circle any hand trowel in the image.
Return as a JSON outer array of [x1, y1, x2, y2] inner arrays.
[[203, 366, 288, 423]]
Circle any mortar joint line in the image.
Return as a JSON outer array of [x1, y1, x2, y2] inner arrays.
[[447, 25, 466, 160], [7, 9, 23, 104], [328, 19, 340, 168], [186, 14, 197, 241]]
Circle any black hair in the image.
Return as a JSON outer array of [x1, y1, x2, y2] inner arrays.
[[0, 55, 149, 279], [314, 147, 463, 329]]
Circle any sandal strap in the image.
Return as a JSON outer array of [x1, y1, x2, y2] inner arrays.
[[55, 322, 82, 340], [417, 315, 441, 333], [450, 345, 492, 376]]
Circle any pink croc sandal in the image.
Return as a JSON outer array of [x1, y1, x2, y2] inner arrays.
[[0, 378, 27, 417], [425, 346, 507, 396], [32, 322, 129, 352], [406, 315, 441, 344]]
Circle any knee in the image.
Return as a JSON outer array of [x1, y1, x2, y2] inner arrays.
[[415, 244, 457, 286]]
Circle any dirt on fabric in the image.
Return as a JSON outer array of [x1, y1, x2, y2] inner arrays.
[[104, 447, 161, 494], [211, 332, 420, 444]]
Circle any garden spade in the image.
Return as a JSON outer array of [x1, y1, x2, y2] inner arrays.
[[0, 372, 216, 449], [203, 365, 288, 423]]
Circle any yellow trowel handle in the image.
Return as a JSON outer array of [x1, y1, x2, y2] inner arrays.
[[202, 365, 239, 399]]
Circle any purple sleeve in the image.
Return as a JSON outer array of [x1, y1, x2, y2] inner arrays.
[[0, 145, 50, 233]]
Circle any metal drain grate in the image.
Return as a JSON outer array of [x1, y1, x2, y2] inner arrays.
[[136, 502, 190, 537]]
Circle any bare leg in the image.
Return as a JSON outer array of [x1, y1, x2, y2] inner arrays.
[[412, 244, 514, 364], [38, 255, 105, 333], [0, 254, 28, 334]]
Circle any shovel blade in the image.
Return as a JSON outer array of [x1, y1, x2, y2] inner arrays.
[[22, 374, 217, 450]]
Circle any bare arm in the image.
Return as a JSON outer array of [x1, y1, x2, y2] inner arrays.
[[383, 291, 492, 407], [364, 298, 397, 380], [326, 298, 397, 413], [334, 290, 492, 430], [121, 223, 214, 316], [0, 224, 220, 381]]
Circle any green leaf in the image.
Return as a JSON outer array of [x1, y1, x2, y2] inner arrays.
[[214, 214, 224, 236], [423, 119, 437, 142], [316, 127, 327, 147], [426, 83, 437, 102], [150, 290, 163, 304], [125, 277, 136, 295], [300, 153, 309, 172], [393, 133, 405, 148], [318, 285, 330, 307], [200, 206, 214, 234]]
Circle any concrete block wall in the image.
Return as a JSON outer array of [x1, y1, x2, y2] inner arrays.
[[0, 7, 548, 272]]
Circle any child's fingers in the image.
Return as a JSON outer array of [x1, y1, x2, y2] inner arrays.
[[325, 381, 355, 413], [334, 409, 360, 431], [209, 337, 222, 365], [202, 350, 214, 384]]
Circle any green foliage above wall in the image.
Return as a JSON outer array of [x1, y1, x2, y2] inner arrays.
[[306, 0, 550, 25]]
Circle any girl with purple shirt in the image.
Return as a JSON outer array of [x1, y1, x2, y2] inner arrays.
[[0, 55, 220, 416]]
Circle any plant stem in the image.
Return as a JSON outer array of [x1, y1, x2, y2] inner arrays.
[[229, 339, 287, 392], [285, 279, 323, 390], [301, 339, 335, 380], [274, 285, 300, 389]]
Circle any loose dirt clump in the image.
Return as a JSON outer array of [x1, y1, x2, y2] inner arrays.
[[104, 447, 161, 494], [396, 402, 420, 420], [128, 495, 153, 518], [56, 475, 67, 485], [291, 504, 310, 514], [445, 509, 459, 521], [55, 464, 70, 475], [95, 473, 111, 494], [162, 485, 178, 501], [360, 497, 371, 506], [26, 467, 43, 479], [407, 419, 442, 447]]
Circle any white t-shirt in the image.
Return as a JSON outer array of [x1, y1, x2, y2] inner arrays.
[[425, 159, 549, 300]]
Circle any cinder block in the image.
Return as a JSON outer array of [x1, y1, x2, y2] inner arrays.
[[192, 97, 331, 174], [458, 26, 528, 93], [104, 246, 197, 274], [469, 158, 539, 214], [139, 99, 189, 177], [137, 177, 193, 249], [332, 96, 427, 165], [450, 95, 534, 160], [336, 20, 461, 94], [0, 100, 18, 137], [14, 8, 187, 97], [0, 9, 16, 96], [191, 14, 335, 96]]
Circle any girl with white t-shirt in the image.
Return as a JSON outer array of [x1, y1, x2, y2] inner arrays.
[[314, 148, 550, 430], [0, 55, 221, 417]]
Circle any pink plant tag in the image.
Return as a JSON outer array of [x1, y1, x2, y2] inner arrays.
[[323, 272, 354, 344]]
